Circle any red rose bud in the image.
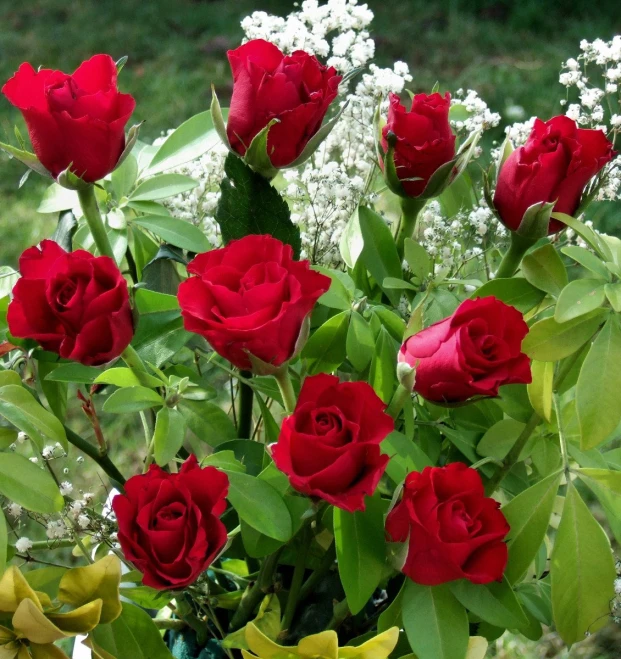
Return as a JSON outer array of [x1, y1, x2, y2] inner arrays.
[[386, 463, 510, 586], [272, 374, 394, 512], [226, 39, 341, 169], [380, 91, 456, 198], [399, 297, 531, 403], [2, 54, 135, 182], [112, 456, 229, 590], [494, 115, 614, 234], [8, 240, 134, 366], [178, 234, 330, 371]]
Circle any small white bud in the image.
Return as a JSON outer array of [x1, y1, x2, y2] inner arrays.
[[15, 537, 33, 553]]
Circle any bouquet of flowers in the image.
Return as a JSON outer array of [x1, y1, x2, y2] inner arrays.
[[1, 2, 621, 658]]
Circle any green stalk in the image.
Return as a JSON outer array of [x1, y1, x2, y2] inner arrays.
[[64, 425, 126, 487], [280, 527, 311, 635], [495, 232, 535, 279], [274, 366, 297, 415], [77, 185, 115, 260], [386, 383, 411, 420], [121, 344, 147, 373], [395, 197, 425, 259], [238, 370, 254, 438]]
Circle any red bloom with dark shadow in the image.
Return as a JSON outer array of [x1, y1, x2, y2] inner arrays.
[[226, 39, 341, 167], [272, 374, 394, 512], [8, 240, 133, 366], [2, 54, 135, 182], [386, 463, 510, 585], [113, 456, 229, 591]]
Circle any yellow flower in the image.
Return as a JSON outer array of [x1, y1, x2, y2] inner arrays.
[[0, 556, 121, 659], [241, 623, 400, 659]]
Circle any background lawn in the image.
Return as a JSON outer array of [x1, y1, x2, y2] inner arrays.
[[1, 1, 621, 656]]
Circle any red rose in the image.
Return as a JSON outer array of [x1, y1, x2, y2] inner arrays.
[[2, 54, 135, 182], [494, 115, 614, 234], [271, 374, 394, 512], [8, 240, 133, 366], [226, 39, 341, 167], [386, 463, 510, 585], [178, 234, 330, 371], [399, 297, 531, 403], [381, 92, 456, 197], [112, 455, 229, 591]]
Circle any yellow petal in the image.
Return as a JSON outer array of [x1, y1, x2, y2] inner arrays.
[[46, 599, 103, 635], [339, 627, 400, 659], [466, 636, 488, 659], [0, 626, 16, 645], [224, 594, 281, 651], [33, 593, 52, 611], [11, 599, 67, 645], [16, 647, 30, 659], [298, 630, 339, 659], [245, 623, 298, 659], [241, 652, 258, 659], [0, 568, 42, 613], [80, 634, 116, 659], [57, 555, 121, 625], [0, 636, 20, 659], [29, 643, 70, 659]]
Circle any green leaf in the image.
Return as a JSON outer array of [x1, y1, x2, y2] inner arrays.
[[37, 183, 78, 213], [604, 282, 621, 312], [147, 111, 218, 175], [339, 207, 364, 269], [521, 244, 568, 297], [111, 154, 138, 200], [576, 468, 621, 543], [358, 206, 402, 306], [0, 141, 52, 178], [501, 471, 562, 584], [302, 311, 350, 375], [369, 326, 398, 403], [216, 153, 301, 258], [0, 384, 68, 451], [576, 316, 621, 450], [244, 119, 279, 178], [0, 509, 6, 577], [561, 246, 610, 280], [404, 238, 432, 282], [178, 399, 236, 447], [209, 86, 230, 149], [102, 386, 163, 414], [449, 578, 528, 629], [37, 361, 68, 421], [554, 279, 605, 323], [24, 566, 67, 599], [382, 431, 432, 485], [551, 482, 616, 645], [153, 407, 186, 467], [43, 363, 101, 383], [527, 360, 554, 422], [132, 215, 210, 252], [477, 419, 526, 460], [90, 602, 174, 659], [94, 367, 163, 389], [552, 213, 612, 261], [522, 308, 607, 362], [0, 452, 64, 513], [346, 311, 375, 371], [225, 471, 292, 542], [334, 494, 386, 615], [315, 267, 354, 311], [129, 173, 198, 201], [402, 581, 469, 659]]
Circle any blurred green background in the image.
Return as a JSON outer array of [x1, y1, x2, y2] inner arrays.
[[2, 1, 621, 656], [1, 0, 621, 266]]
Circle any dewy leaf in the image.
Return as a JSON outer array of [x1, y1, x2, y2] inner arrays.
[[58, 555, 122, 625], [521, 244, 568, 297], [501, 471, 562, 584], [521, 308, 607, 362], [215, 153, 301, 258], [576, 316, 621, 450], [402, 581, 469, 659], [551, 482, 616, 645], [0, 453, 64, 514], [334, 494, 386, 615]]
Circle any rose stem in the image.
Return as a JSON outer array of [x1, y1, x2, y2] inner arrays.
[[485, 349, 583, 495], [229, 547, 284, 631], [77, 184, 115, 260], [238, 370, 254, 439], [64, 425, 126, 487], [327, 598, 350, 630], [395, 196, 426, 259], [298, 540, 336, 602], [280, 525, 311, 637], [386, 383, 411, 420], [274, 366, 297, 415], [494, 232, 535, 279]]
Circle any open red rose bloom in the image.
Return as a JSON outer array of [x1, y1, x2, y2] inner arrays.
[[2, 54, 135, 181]]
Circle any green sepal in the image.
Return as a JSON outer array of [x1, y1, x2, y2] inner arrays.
[[515, 201, 556, 242], [210, 84, 232, 151], [0, 140, 52, 179]]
